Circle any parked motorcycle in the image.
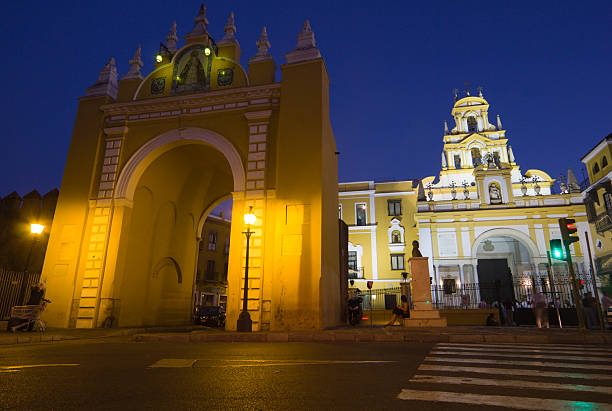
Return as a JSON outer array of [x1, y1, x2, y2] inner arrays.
[[347, 295, 363, 326]]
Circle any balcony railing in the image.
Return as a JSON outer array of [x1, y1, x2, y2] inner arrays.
[[595, 213, 612, 233]]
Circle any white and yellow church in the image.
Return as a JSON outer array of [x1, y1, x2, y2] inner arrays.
[[340, 92, 590, 298]]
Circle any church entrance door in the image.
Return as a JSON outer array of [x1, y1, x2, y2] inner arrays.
[[477, 258, 514, 304]]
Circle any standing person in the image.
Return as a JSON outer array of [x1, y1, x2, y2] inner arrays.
[[385, 295, 409, 327], [582, 292, 598, 329], [530, 290, 548, 328]]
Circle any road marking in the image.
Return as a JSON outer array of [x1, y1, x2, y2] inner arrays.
[[148, 359, 196, 368], [424, 356, 612, 371], [410, 374, 612, 395], [148, 359, 395, 368], [435, 344, 611, 356], [396, 389, 611, 410], [431, 350, 612, 363], [437, 343, 610, 352], [0, 364, 79, 370], [201, 360, 396, 368], [418, 364, 612, 380]]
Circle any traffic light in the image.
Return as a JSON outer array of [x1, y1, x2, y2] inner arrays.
[[578, 279, 584, 289], [549, 239, 565, 260], [559, 218, 579, 246]]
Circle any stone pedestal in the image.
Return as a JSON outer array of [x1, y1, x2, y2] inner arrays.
[[405, 257, 447, 327]]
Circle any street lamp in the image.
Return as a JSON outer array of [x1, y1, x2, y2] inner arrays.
[[18, 223, 45, 305], [237, 206, 256, 332]]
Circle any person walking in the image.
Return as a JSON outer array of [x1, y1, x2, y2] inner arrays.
[[531, 290, 548, 328]]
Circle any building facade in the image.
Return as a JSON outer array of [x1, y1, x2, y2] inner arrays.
[[581, 133, 612, 293], [194, 214, 231, 309], [41, 6, 341, 331], [342, 94, 590, 299]]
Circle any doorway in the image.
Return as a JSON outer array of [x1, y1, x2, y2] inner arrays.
[[477, 258, 514, 304]]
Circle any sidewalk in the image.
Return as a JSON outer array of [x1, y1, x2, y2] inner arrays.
[[2, 322, 610, 346]]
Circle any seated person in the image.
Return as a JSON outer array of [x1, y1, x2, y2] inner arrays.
[[486, 313, 499, 326], [385, 295, 410, 327]]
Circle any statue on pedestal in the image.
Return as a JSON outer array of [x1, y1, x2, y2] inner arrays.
[[411, 240, 422, 258]]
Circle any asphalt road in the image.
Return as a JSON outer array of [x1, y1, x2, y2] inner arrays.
[[0, 338, 611, 410]]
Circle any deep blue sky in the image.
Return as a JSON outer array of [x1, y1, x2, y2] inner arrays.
[[2, 1, 610, 197]]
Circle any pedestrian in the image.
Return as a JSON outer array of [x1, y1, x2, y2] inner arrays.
[[503, 299, 514, 326], [461, 293, 470, 309], [530, 290, 548, 328], [582, 292, 598, 329], [601, 291, 612, 312], [26, 282, 46, 305], [385, 295, 409, 327]]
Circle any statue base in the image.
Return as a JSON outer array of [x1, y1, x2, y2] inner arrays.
[[408, 257, 447, 327]]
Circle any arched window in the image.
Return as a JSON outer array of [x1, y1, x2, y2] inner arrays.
[[471, 147, 482, 166], [392, 230, 401, 244], [593, 162, 600, 175], [603, 156, 608, 168], [467, 117, 477, 132]]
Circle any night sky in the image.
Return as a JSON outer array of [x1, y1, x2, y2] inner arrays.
[[2, 1, 610, 198]]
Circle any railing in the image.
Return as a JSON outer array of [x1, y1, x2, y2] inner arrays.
[[595, 213, 612, 233], [356, 277, 597, 312], [0, 268, 41, 319]]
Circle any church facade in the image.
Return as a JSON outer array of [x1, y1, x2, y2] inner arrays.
[[341, 94, 590, 297]]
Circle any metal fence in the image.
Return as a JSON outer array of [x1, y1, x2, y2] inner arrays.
[[0, 268, 41, 319], [357, 276, 598, 312]]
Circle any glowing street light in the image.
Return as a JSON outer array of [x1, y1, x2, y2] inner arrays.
[[237, 206, 256, 332], [31, 224, 44, 235], [18, 223, 45, 305], [155, 54, 163, 63]]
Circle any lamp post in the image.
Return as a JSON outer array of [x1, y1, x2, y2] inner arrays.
[[18, 223, 45, 305], [237, 206, 256, 332]]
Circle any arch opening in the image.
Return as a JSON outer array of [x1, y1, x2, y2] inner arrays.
[[114, 139, 238, 327]]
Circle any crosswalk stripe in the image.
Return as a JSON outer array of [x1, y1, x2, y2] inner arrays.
[[437, 343, 609, 352], [418, 364, 612, 380], [435, 345, 611, 356], [396, 389, 612, 410], [424, 356, 612, 371], [431, 350, 612, 363], [410, 374, 612, 395]]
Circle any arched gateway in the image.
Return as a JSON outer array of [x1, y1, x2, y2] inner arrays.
[[41, 8, 341, 331]]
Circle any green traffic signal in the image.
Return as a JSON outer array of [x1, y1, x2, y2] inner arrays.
[[549, 239, 565, 260]]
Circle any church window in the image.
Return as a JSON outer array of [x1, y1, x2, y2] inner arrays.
[[355, 203, 367, 226], [388, 199, 402, 216], [467, 116, 477, 132], [391, 230, 402, 244], [348, 251, 358, 271], [208, 231, 217, 251], [454, 155, 462, 169], [603, 156, 608, 168], [471, 148, 482, 166], [390, 254, 405, 270], [593, 162, 600, 175]]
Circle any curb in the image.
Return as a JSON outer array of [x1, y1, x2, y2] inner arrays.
[[130, 331, 612, 345]]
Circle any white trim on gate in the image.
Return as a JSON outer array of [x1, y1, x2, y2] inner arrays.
[[115, 127, 246, 201]]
